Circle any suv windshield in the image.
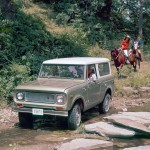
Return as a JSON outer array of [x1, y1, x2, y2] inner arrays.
[[39, 64, 84, 79]]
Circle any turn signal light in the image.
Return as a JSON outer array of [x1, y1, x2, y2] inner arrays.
[[56, 107, 63, 110], [17, 103, 23, 107]]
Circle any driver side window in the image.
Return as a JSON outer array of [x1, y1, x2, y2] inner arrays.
[[87, 64, 97, 79]]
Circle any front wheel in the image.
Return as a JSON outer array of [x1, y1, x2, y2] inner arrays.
[[19, 112, 33, 128], [99, 93, 111, 114], [68, 104, 81, 130]]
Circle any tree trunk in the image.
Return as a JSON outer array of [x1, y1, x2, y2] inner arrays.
[[139, 0, 144, 51], [97, 0, 112, 21]]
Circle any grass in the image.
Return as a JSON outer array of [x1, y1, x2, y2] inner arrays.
[[112, 61, 150, 97]]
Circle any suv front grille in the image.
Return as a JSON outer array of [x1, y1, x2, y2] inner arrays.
[[25, 92, 55, 104]]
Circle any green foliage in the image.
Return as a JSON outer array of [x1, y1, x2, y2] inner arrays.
[[52, 0, 150, 51], [0, 63, 36, 104], [0, 4, 86, 66], [0, 0, 150, 104], [0, 18, 14, 67], [53, 0, 111, 46], [0, 1, 87, 103]]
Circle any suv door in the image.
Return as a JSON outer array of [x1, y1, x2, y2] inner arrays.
[[87, 64, 100, 107], [98, 62, 111, 102]]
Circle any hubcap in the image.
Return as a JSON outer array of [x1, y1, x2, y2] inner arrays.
[[76, 107, 81, 126], [104, 95, 110, 112]]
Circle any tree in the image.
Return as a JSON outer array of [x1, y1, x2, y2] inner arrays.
[[139, 0, 144, 51], [97, 0, 112, 20]]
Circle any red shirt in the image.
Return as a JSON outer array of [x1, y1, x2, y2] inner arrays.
[[120, 40, 130, 50]]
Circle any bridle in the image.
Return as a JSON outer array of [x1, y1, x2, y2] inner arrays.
[[112, 49, 122, 60]]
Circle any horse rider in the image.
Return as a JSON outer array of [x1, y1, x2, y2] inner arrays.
[[131, 35, 143, 62], [120, 35, 131, 63]]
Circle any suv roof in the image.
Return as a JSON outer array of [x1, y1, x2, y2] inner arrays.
[[43, 57, 109, 65]]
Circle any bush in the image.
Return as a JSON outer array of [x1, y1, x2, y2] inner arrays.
[[0, 1, 88, 103], [0, 63, 36, 105]]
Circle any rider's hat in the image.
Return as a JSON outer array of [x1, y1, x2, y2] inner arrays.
[[125, 35, 130, 39], [124, 35, 130, 41]]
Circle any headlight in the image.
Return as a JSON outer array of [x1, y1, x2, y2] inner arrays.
[[16, 92, 24, 100], [56, 95, 66, 105]]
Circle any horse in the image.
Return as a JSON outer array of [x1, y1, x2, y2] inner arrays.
[[111, 48, 126, 76], [128, 41, 140, 72]]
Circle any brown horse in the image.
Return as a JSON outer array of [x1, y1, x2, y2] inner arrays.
[[111, 48, 126, 76], [128, 42, 140, 72]]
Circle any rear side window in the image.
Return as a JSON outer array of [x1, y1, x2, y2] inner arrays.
[[98, 63, 110, 76]]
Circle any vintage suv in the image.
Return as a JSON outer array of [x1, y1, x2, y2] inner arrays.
[[13, 57, 114, 130]]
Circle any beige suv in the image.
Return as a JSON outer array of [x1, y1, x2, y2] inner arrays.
[[13, 57, 114, 130]]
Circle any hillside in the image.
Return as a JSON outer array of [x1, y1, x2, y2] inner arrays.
[[21, 2, 76, 34], [0, 0, 150, 104]]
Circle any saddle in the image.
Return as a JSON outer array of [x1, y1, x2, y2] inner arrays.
[[129, 49, 142, 61]]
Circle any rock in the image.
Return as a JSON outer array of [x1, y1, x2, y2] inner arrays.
[[107, 117, 150, 135], [85, 122, 135, 138], [57, 138, 113, 150], [123, 87, 133, 91], [0, 119, 5, 123], [123, 145, 150, 150], [8, 143, 57, 150], [104, 114, 150, 124], [139, 87, 150, 91], [35, 135, 66, 142], [119, 112, 150, 120], [122, 108, 128, 112]]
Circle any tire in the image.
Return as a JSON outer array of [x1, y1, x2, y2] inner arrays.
[[99, 93, 111, 114], [68, 104, 81, 130], [19, 112, 33, 128]]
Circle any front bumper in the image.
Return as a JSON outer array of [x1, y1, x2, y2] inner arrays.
[[12, 105, 68, 117]]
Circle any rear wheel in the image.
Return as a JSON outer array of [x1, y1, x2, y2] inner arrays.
[[68, 104, 81, 130], [19, 112, 33, 128], [99, 93, 111, 114]]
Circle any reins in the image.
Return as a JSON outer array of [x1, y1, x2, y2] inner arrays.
[[113, 49, 122, 60]]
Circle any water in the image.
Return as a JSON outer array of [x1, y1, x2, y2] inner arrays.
[[0, 103, 150, 149]]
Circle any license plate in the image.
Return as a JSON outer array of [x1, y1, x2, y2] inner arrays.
[[32, 108, 43, 115]]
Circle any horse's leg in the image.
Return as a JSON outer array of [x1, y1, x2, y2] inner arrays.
[[134, 64, 136, 72], [117, 68, 119, 75], [119, 64, 124, 77], [134, 60, 137, 72], [138, 60, 140, 69], [120, 63, 124, 69], [128, 64, 132, 73], [116, 67, 120, 78]]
